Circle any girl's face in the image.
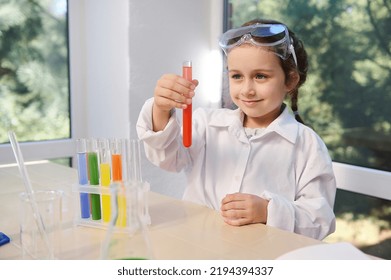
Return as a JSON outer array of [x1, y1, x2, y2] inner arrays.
[[227, 45, 295, 128]]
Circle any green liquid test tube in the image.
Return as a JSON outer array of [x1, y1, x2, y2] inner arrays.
[[87, 138, 101, 220]]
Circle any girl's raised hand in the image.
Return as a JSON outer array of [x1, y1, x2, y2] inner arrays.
[[220, 193, 269, 226], [153, 74, 198, 112]]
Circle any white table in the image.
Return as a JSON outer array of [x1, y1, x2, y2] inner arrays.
[[0, 161, 323, 259]]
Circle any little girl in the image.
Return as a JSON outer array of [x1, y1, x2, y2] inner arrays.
[[137, 19, 336, 240]]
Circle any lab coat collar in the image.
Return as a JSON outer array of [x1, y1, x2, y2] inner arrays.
[[266, 105, 299, 144], [209, 104, 299, 144]]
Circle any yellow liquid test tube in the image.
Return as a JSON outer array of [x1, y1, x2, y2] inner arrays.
[[100, 163, 111, 222], [99, 139, 111, 223]]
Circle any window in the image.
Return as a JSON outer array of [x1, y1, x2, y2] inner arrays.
[[225, 0, 391, 259], [0, 0, 77, 165], [0, 0, 70, 143]]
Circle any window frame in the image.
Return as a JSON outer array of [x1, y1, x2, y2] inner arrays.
[[333, 162, 391, 201]]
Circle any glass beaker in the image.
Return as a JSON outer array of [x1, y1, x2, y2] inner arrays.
[[19, 190, 63, 259], [100, 182, 153, 260]]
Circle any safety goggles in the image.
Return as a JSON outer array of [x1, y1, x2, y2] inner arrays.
[[219, 23, 297, 67]]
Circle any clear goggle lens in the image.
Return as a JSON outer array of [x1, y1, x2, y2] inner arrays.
[[219, 23, 297, 66]]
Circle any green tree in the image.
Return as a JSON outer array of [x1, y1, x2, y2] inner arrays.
[[0, 0, 69, 143]]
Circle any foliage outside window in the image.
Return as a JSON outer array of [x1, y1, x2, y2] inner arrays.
[[0, 0, 69, 143], [225, 0, 391, 259]]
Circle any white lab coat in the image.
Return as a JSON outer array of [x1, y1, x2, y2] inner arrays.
[[137, 98, 336, 240]]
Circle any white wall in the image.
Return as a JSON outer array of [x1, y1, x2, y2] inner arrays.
[[127, 0, 223, 197], [72, 0, 223, 198], [79, 0, 131, 139], [128, 0, 223, 124], [76, 0, 223, 137]]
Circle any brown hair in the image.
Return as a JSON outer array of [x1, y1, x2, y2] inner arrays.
[[241, 19, 308, 124]]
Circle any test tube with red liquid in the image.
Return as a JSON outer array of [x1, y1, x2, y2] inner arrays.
[[182, 60, 192, 148]]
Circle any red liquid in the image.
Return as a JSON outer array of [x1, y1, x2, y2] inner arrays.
[[183, 65, 192, 147]]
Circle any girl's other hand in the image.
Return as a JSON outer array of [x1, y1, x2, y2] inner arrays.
[[220, 193, 269, 226]]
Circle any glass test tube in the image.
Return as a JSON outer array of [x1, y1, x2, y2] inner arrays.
[[99, 139, 111, 223], [87, 138, 101, 220], [76, 139, 90, 219], [110, 138, 123, 182], [110, 138, 126, 227], [129, 139, 142, 182], [130, 139, 150, 225], [121, 139, 131, 183], [182, 60, 192, 148]]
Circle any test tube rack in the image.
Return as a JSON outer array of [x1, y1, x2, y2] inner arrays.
[[72, 181, 151, 231]]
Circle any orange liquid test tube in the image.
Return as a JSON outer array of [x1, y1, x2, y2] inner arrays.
[[182, 60, 192, 147], [110, 139, 127, 227]]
